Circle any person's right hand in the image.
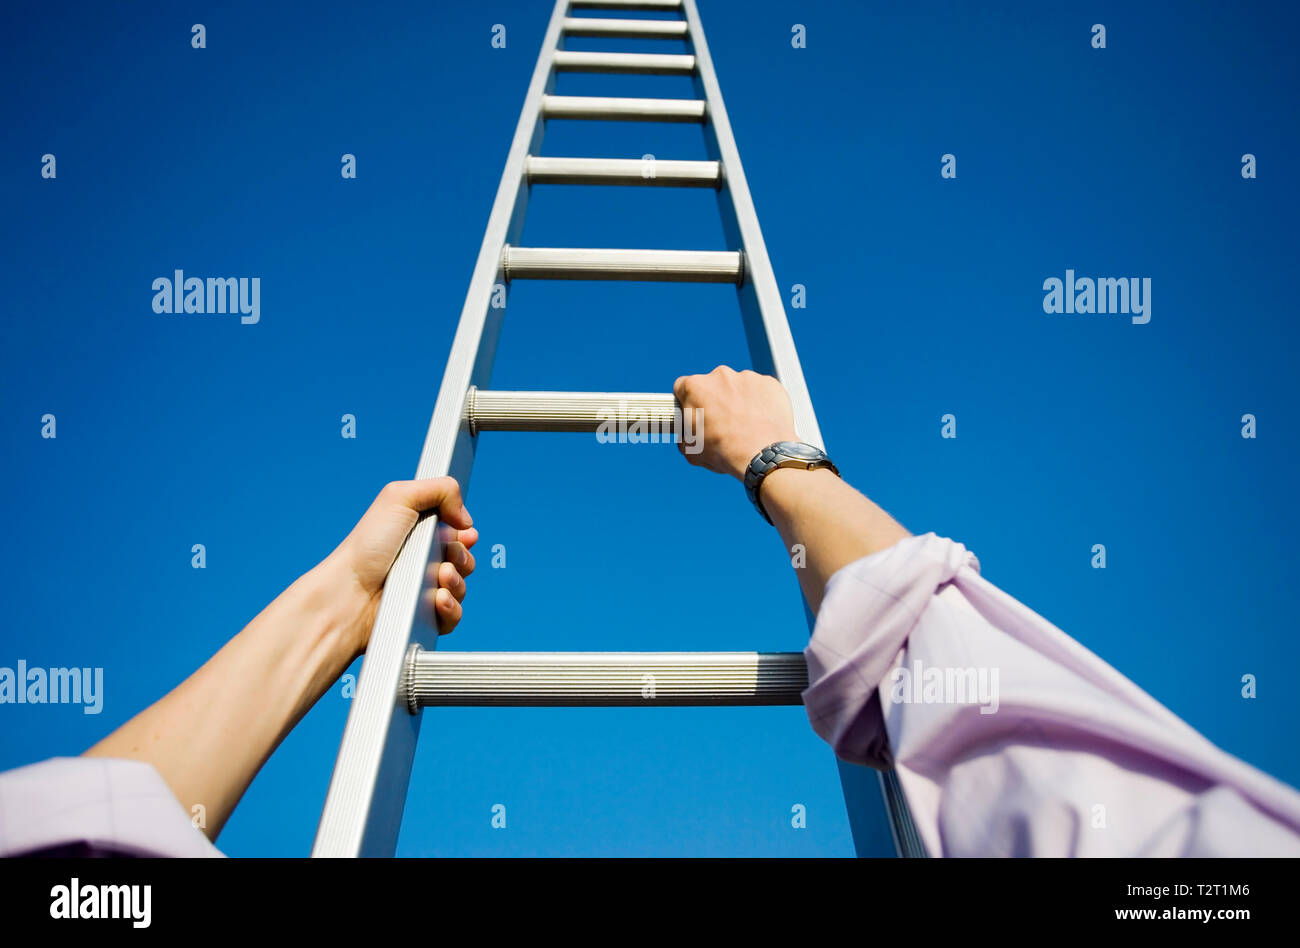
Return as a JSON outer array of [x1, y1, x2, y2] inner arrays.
[[673, 366, 799, 480]]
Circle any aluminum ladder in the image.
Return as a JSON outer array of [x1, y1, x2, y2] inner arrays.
[[311, 0, 925, 859]]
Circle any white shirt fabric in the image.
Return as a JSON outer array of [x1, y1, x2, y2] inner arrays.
[[802, 532, 1300, 856], [0, 756, 222, 857]]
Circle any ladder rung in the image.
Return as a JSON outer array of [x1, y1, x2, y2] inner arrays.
[[525, 156, 720, 187], [552, 50, 696, 75], [542, 94, 705, 123], [570, 0, 683, 10], [405, 651, 808, 708], [465, 388, 678, 434], [502, 246, 742, 282], [562, 16, 688, 39]]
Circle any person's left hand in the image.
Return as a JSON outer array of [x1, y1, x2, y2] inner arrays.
[[325, 478, 478, 656]]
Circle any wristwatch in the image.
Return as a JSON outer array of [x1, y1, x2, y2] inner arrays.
[[744, 441, 840, 524]]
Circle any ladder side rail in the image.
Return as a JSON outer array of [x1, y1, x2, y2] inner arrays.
[[679, 0, 821, 448], [680, 0, 925, 858], [310, 0, 571, 858]]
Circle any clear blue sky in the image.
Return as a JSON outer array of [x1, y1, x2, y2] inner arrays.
[[2, 0, 1297, 856]]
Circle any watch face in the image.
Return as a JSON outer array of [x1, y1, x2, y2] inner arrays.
[[775, 441, 823, 460]]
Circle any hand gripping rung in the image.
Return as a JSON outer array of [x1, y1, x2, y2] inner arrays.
[[562, 16, 688, 39], [525, 156, 720, 187], [542, 94, 705, 123], [501, 246, 742, 283], [465, 388, 679, 435], [404, 650, 809, 709], [552, 51, 696, 75]]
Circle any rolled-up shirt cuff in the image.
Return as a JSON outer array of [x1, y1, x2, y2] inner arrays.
[[798, 531, 1300, 856], [801, 532, 979, 768], [0, 757, 224, 858]]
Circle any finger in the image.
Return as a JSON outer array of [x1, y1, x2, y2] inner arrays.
[[384, 477, 473, 529], [425, 547, 475, 588], [677, 405, 700, 457], [673, 375, 692, 402], [443, 539, 476, 577], [435, 587, 462, 635], [437, 525, 479, 551], [438, 561, 467, 603], [421, 585, 463, 633]]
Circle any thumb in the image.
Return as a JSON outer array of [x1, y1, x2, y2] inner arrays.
[[383, 477, 473, 530]]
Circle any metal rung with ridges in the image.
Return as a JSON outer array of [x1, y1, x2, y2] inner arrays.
[[465, 388, 677, 434], [525, 156, 720, 187], [552, 50, 696, 75], [404, 651, 808, 708], [542, 94, 705, 123], [562, 17, 688, 38], [502, 246, 742, 282], [570, 0, 683, 10]]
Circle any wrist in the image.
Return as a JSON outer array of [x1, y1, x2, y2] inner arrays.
[[295, 556, 376, 666], [729, 433, 798, 480], [742, 440, 840, 523], [760, 465, 838, 520]]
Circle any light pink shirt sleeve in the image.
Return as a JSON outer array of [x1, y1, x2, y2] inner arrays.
[[0, 757, 223, 857], [802, 532, 1300, 856]]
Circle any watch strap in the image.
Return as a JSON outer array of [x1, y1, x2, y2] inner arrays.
[[744, 442, 839, 524]]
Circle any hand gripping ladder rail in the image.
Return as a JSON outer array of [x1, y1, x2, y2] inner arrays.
[[312, 0, 926, 858]]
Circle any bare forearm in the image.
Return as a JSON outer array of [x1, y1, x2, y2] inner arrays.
[[83, 560, 366, 839], [761, 467, 911, 613]]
